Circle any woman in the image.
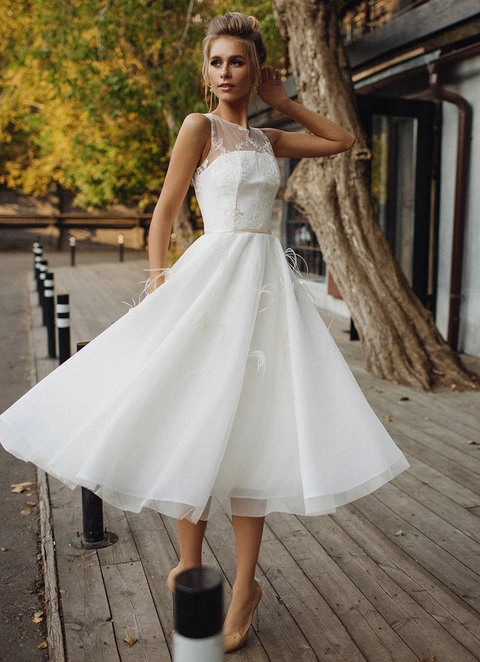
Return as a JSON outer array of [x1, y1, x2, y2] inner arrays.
[[0, 10, 409, 655], [147, 11, 407, 654]]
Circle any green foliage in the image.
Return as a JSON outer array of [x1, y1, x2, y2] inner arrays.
[[0, 0, 283, 210]]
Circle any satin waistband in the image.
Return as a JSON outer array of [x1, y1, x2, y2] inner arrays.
[[203, 228, 272, 234]]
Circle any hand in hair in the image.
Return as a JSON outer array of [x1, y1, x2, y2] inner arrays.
[[257, 66, 290, 110]]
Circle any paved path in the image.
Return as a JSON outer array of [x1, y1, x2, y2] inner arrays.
[[19, 252, 480, 660], [0, 251, 48, 661]]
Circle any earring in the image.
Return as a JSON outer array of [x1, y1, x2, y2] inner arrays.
[[205, 84, 216, 111], [251, 83, 258, 96]]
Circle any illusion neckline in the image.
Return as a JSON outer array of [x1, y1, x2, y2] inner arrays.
[[207, 113, 251, 132]]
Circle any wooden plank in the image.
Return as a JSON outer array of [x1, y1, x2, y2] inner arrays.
[[362, 382, 480, 447], [265, 512, 418, 661], [297, 511, 479, 661], [361, 393, 480, 476], [125, 509, 179, 658], [48, 477, 120, 662], [388, 464, 480, 544], [331, 505, 480, 657], [371, 483, 480, 577], [392, 447, 480, 510], [353, 492, 480, 612], [386, 429, 480, 497], [256, 528, 366, 661], [38, 468, 66, 662], [97, 503, 140, 566], [102, 561, 170, 661]]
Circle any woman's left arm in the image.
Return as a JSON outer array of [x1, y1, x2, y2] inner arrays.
[[258, 66, 356, 158]]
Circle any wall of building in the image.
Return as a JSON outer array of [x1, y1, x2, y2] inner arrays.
[[436, 54, 480, 355]]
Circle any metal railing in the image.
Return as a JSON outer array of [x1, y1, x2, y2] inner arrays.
[[0, 213, 152, 249]]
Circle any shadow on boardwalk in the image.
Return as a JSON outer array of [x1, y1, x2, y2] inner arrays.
[[28, 258, 480, 662]]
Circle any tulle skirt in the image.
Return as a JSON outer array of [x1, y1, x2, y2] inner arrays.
[[0, 232, 409, 523]]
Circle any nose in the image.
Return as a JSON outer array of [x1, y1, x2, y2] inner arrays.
[[220, 64, 231, 78]]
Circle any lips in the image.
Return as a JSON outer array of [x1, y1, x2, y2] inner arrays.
[[218, 84, 234, 90]]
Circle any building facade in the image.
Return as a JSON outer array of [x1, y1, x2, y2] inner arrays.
[[250, 0, 480, 356]]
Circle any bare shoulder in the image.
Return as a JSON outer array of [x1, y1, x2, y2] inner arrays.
[[180, 113, 211, 138]]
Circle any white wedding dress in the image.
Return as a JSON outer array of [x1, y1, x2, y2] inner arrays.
[[0, 112, 409, 523]]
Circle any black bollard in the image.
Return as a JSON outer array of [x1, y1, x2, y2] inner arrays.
[[38, 260, 48, 310], [69, 341, 118, 550], [69, 236, 76, 266], [173, 567, 224, 661], [118, 233, 125, 262], [56, 294, 71, 365], [44, 272, 56, 358], [350, 317, 360, 341], [35, 257, 45, 294], [32, 242, 43, 280]]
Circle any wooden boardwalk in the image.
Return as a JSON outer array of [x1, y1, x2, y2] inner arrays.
[[28, 257, 480, 662]]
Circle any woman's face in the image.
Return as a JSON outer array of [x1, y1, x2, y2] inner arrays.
[[207, 36, 253, 103]]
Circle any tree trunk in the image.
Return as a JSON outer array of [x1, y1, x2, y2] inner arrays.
[[272, 0, 477, 391]]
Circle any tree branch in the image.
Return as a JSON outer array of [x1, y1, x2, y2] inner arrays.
[[176, 0, 195, 56]]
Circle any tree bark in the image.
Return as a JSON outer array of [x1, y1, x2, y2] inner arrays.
[[272, 0, 477, 391]]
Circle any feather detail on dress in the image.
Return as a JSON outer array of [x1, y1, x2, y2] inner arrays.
[[122, 268, 174, 312], [248, 350, 266, 373], [283, 247, 325, 313]]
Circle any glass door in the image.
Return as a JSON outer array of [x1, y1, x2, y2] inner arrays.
[[356, 94, 439, 313]]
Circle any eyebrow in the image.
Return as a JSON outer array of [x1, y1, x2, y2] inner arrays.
[[209, 54, 246, 60]]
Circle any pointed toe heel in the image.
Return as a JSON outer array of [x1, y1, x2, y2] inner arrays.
[[224, 579, 263, 654], [167, 566, 181, 623]]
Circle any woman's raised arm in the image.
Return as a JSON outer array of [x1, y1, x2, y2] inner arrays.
[[258, 66, 356, 159], [147, 113, 210, 293]]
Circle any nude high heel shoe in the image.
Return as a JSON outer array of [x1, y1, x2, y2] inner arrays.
[[167, 566, 181, 594], [167, 565, 182, 619], [224, 579, 263, 654]]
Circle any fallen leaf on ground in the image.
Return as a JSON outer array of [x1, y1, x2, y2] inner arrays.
[[123, 629, 137, 647], [11, 481, 34, 494], [26, 501, 37, 508], [467, 440, 480, 445], [467, 358, 477, 364], [33, 611, 44, 623], [38, 641, 48, 649], [0, 547, 7, 552], [450, 383, 457, 390], [385, 415, 393, 422], [395, 530, 404, 536], [59, 589, 66, 594], [20, 509, 32, 516], [399, 396, 410, 402]]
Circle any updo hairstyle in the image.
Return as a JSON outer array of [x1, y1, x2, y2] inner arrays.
[[201, 12, 267, 110]]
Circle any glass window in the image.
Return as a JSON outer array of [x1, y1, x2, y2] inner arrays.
[[371, 114, 417, 284]]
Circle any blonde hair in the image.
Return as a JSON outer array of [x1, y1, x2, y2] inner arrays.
[[201, 12, 267, 111]]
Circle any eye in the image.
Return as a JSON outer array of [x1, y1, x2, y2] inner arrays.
[[232, 60, 244, 66], [210, 59, 221, 67]]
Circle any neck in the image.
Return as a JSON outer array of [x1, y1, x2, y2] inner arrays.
[[213, 101, 250, 129]]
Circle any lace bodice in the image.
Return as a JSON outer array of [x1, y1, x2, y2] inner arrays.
[[192, 113, 281, 233]]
